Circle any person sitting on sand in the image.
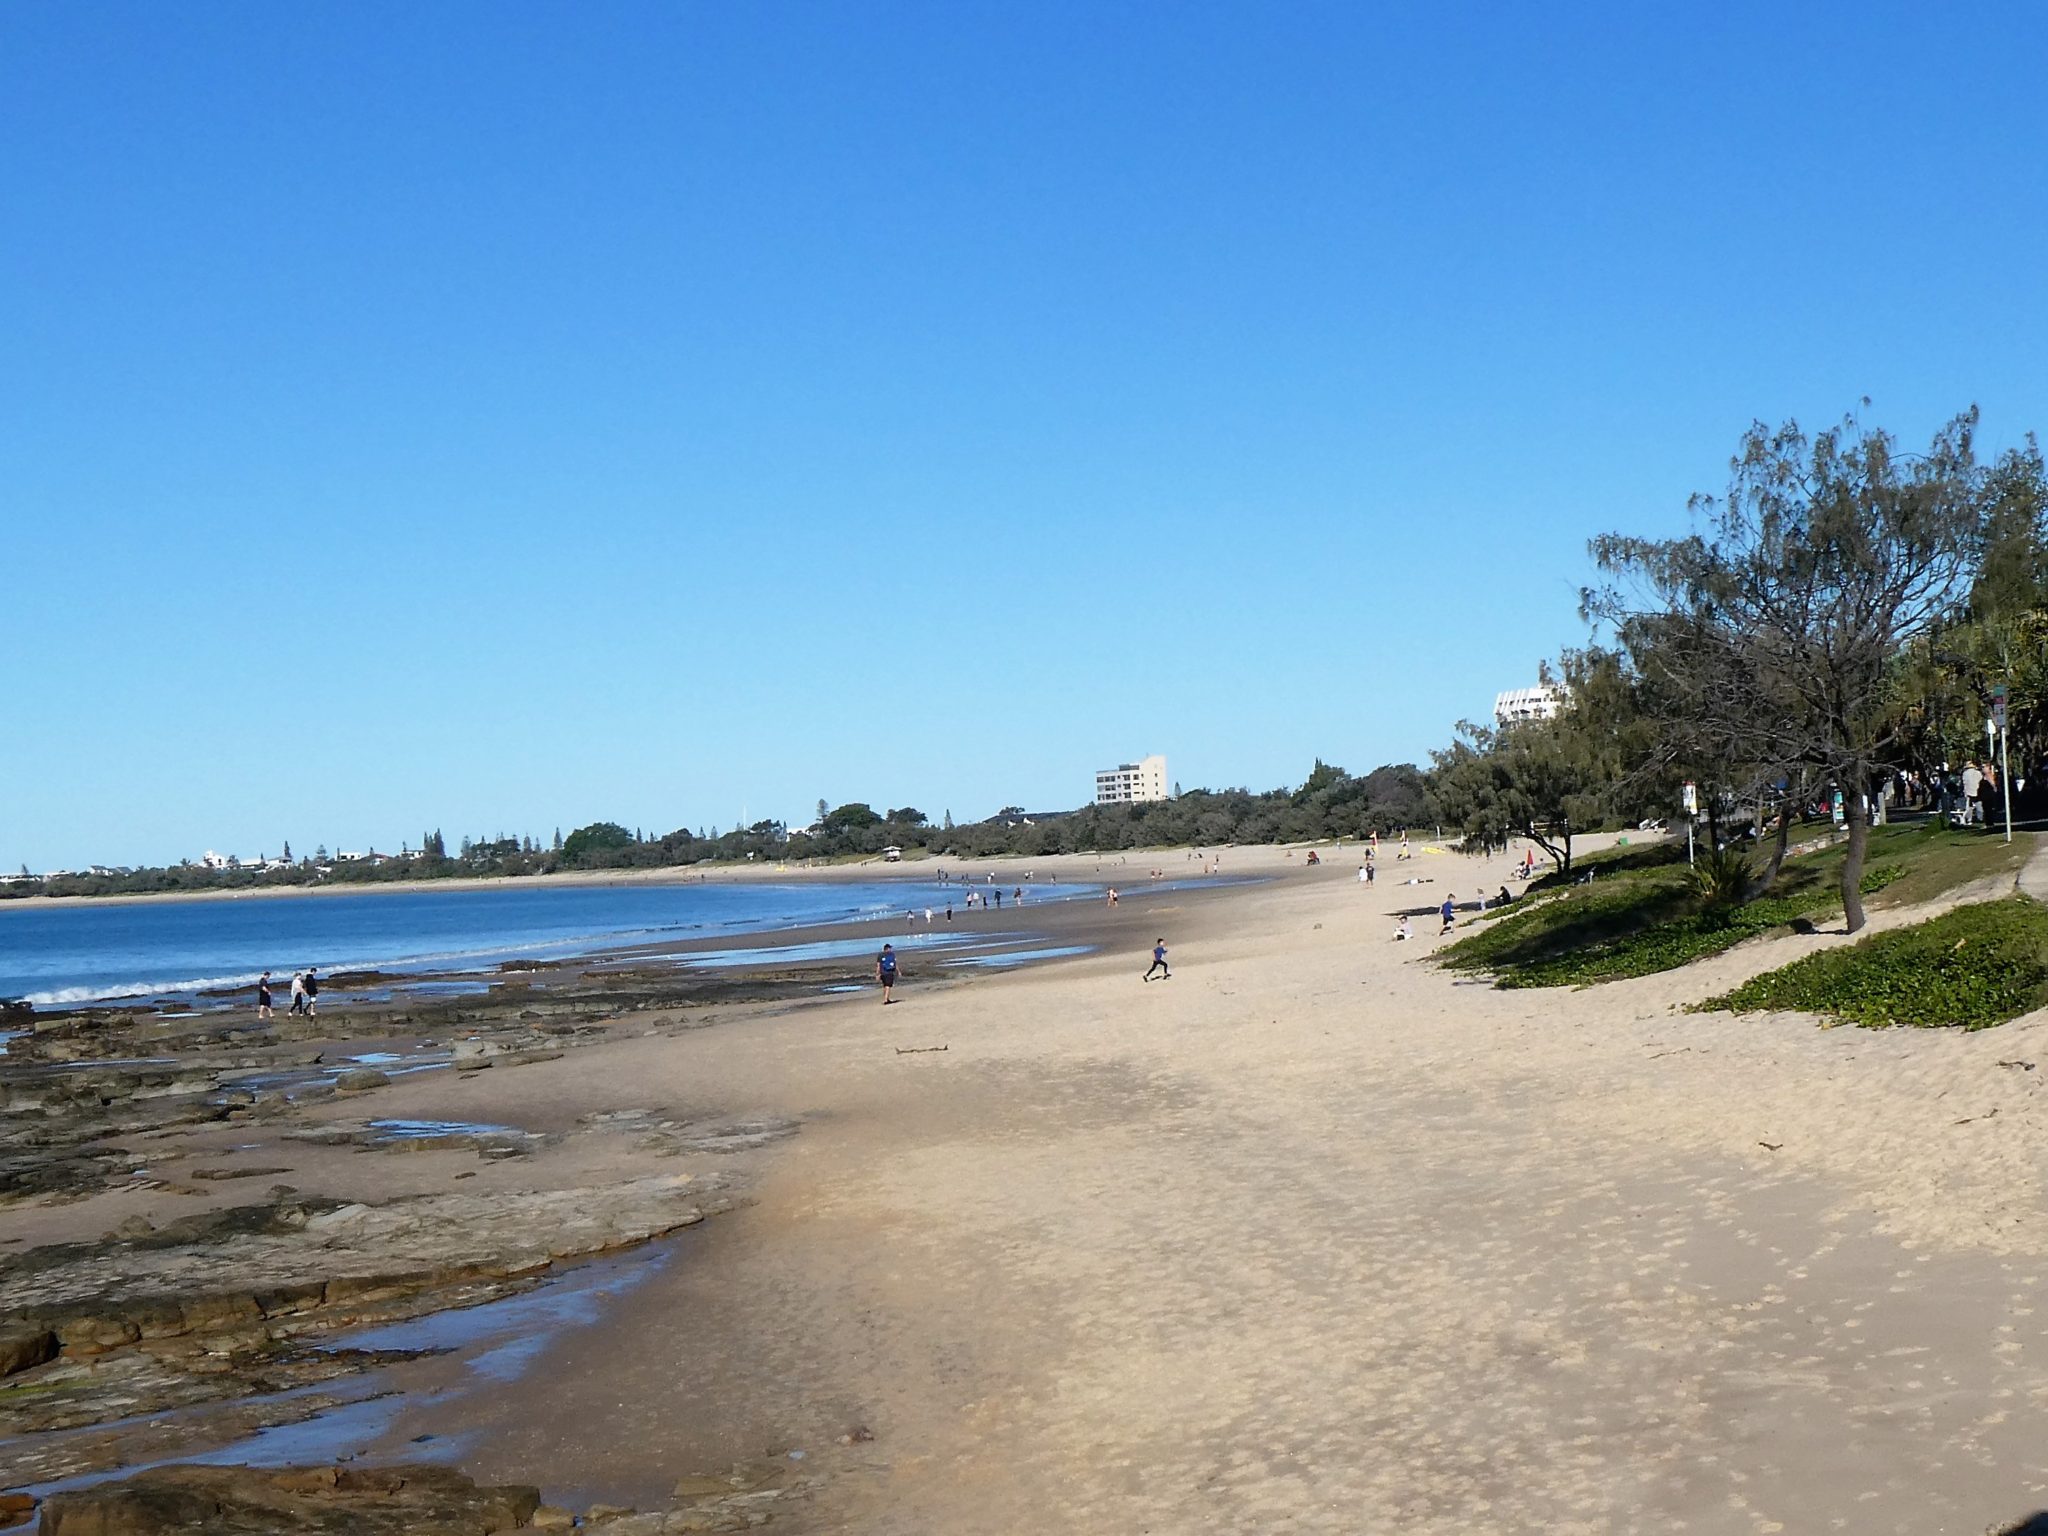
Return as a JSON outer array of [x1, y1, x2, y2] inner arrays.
[[876, 944, 899, 1004], [1144, 939, 1170, 982], [1394, 916, 1412, 941], [1497, 885, 1512, 908]]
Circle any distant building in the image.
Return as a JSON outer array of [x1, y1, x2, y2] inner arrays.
[[1493, 686, 1563, 726], [200, 850, 236, 871], [1095, 755, 1169, 806]]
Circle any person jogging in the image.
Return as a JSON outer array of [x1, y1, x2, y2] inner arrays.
[[876, 943, 899, 1004], [1144, 939, 1170, 981], [1440, 894, 1457, 935]]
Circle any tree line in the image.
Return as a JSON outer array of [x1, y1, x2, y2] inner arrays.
[[6, 764, 1434, 900], [1430, 406, 2048, 933]]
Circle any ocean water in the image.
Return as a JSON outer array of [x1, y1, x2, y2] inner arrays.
[[0, 878, 1085, 1008]]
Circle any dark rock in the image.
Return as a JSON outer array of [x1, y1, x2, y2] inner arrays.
[[0, 1323, 57, 1376], [36, 1463, 541, 1535], [334, 1069, 390, 1093]]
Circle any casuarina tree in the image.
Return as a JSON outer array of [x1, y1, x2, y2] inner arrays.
[[1587, 408, 1986, 932]]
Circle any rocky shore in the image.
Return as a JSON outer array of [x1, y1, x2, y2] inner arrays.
[[0, 950, 854, 1531]]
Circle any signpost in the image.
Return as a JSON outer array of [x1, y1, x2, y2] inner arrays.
[[1682, 781, 1697, 866], [1992, 684, 2014, 844]]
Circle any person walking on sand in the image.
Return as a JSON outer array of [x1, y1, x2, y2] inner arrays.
[[1144, 939, 1171, 981], [257, 971, 274, 1021], [876, 943, 899, 1004], [288, 970, 308, 1016], [304, 968, 320, 1016], [1440, 895, 1457, 935]]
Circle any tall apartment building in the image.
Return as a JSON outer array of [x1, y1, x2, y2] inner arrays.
[[1095, 754, 1169, 805], [1493, 686, 1563, 726]]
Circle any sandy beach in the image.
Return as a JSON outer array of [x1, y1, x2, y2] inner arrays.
[[12, 837, 2048, 1533]]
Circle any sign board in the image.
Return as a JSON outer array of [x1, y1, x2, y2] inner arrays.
[[1681, 782, 1698, 814], [1992, 683, 2009, 732]]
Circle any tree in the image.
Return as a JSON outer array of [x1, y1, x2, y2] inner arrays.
[[561, 822, 635, 861], [552, 827, 563, 852], [1588, 408, 1986, 931], [885, 807, 927, 826], [943, 809, 954, 831], [816, 799, 830, 829], [1297, 759, 1345, 801], [282, 840, 292, 862], [1429, 677, 1619, 877], [823, 802, 882, 833]]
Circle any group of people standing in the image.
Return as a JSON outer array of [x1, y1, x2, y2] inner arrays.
[[256, 967, 320, 1019]]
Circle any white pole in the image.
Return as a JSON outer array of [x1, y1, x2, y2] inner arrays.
[[2002, 722, 2014, 844]]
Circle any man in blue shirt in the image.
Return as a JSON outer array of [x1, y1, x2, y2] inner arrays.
[[876, 943, 899, 1004], [1144, 939, 1170, 981], [1440, 895, 1457, 935]]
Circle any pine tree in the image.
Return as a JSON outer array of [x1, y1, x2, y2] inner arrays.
[[282, 840, 292, 861], [943, 810, 954, 830], [816, 798, 829, 827], [552, 827, 563, 852]]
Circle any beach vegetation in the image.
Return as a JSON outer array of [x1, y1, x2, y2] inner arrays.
[[1587, 408, 1990, 932], [1699, 898, 2048, 1029], [1440, 823, 2023, 988], [1429, 650, 1641, 877]]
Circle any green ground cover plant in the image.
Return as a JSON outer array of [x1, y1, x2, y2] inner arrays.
[[1700, 898, 2048, 1029], [1440, 824, 2024, 989]]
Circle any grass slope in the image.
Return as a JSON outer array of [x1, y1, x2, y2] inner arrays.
[[1439, 823, 2025, 989], [1700, 898, 2048, 1029]]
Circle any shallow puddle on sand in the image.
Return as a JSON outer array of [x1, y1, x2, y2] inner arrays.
[[2, 1242, 680, 1519]]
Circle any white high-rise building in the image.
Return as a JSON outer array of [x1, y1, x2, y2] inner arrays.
[[1095, 754, 1169, 805], [1493, 686, 1563, 726]]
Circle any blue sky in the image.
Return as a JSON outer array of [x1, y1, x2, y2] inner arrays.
[[5, 3, 2046, 870]]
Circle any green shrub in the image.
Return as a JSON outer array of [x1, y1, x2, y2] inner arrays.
[[1700, 898, 2048, 1029], [1692, 847, 1755, 914]]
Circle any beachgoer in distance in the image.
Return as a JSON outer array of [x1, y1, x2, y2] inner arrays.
[[289, 970, 308, 1016], [304, 968, 320, 1016], [993, 889, 1002, 909], [1395, 916, 1412, 941], [1439, 895, 1456, 935], [876, 943, 898, 1004], [257, 971, 273, 1021], [1496, 885, 1512, 907], [1144, 939, 1170, 981]]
